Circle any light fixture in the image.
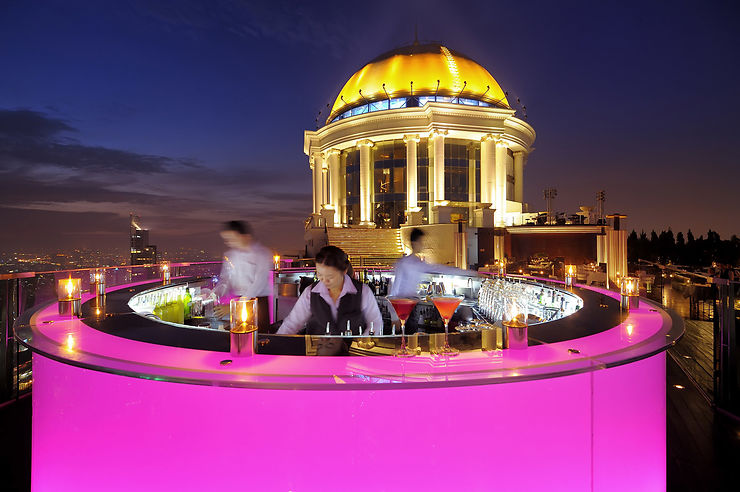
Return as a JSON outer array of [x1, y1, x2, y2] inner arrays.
[[229, 297, 258, 357], [161, 263, 171, 284], [620, 277, 640, 310], [564, 264, 576, 287], [57, 277, 82, 317]]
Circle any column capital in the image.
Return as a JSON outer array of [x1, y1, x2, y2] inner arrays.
[[403, 134, 421, 143], [428, 129, 448, 139], [481, 133, 500, 143], [326, 148, 341, 157], [357, 139, 374, 148], [495, 137, 509, 148], [513, 150, 528, 158]]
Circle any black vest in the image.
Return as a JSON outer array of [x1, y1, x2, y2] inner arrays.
[[306, 279, 366, 335]]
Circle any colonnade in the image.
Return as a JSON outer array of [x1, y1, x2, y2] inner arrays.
[[310, 132, 528, 227]]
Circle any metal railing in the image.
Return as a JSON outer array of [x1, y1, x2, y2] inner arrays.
[[0, 262, 222, 403], [643, 266, 739, 418]]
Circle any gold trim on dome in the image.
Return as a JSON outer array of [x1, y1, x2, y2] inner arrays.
[[328, 45, 509, 123]]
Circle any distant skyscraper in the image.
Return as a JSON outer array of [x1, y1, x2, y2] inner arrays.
[[130, 213, 157, 265]]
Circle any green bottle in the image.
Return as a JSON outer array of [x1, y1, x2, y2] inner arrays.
[[183, 288, 192, 320]]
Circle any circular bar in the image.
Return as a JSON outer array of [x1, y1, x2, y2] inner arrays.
[[17, 276, 682, 491]]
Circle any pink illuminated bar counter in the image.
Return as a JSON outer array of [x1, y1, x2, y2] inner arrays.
[[16, 275, 683, 491]]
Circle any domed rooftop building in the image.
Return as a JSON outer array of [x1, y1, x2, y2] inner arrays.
[[305, 42, 534, 234], [304, 42, 626, 280]]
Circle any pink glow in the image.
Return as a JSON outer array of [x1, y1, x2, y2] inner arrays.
[[32, 353, 665, 491], [24, 278, 674, 490]]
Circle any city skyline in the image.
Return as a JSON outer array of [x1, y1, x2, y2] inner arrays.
[[1, 0, 738, 256]]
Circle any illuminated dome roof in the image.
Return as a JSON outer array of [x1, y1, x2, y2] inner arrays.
[[328, 43, 510, 124]]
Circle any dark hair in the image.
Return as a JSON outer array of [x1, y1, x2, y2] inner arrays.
[[410, 228, 425, 243], [315, 246, 350, 272], [223, 220, 252, 236]]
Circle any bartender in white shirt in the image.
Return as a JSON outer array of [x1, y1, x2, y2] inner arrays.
[[277, 246, 382, 343], [212, 221, 273, 331], [390, 228, 475, 297]]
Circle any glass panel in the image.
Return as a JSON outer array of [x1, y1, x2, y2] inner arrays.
[[390, 98, 406, 109]]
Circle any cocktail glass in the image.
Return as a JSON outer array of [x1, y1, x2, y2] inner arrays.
[[387, 297, 418, 357], [431, 295, 464, 356]]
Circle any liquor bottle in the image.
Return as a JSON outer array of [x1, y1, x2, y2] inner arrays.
[[183, 288, 192, 320]]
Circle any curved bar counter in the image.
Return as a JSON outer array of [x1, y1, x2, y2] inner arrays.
[[17, 275, 682, 491]]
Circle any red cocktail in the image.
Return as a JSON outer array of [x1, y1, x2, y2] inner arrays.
[[387, 297, 418, 357], [431, 295, 464, 356]]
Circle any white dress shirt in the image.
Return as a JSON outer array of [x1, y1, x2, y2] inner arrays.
[[214, 242, 273, 300], [277, 274, 383, 335], [389, 254, 470, 298]]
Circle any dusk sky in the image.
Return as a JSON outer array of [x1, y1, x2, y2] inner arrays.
[[1, 0, 738, 256]]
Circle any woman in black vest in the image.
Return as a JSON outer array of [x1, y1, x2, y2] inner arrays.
[[276, 246, 383, 350]]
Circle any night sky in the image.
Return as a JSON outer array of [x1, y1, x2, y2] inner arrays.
[[1, 0, 738, 256]]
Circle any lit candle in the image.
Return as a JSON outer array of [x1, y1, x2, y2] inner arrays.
[[229, 297, 257, 333]]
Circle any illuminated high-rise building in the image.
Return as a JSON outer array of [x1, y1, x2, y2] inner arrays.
[[130, 213, 157, 265]]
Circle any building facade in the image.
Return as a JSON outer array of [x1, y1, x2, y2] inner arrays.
[[304, 43, 535, 231]]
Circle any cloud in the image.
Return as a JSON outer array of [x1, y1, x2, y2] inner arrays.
[[0, 107, 311, 252]]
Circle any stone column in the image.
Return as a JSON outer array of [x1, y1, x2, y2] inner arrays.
[[404, 134, 423, 225], [480, 134, 496, 207], [513, 150, 527, 203], [310, 153, 324, 215], [494, 138, 508, 226], [321, 160, 329, 206], [430, 129, 447, 205], [326, 149, 341, 226], [357, 139, 374, 226], [404, 134, 420, 210]]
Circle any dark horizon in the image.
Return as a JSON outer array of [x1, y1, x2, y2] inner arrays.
[[1, 0, 738, 256]]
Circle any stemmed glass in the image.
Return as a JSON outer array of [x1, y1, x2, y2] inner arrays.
[[431, 295, 464, 356], [387, 296, 418, 357]]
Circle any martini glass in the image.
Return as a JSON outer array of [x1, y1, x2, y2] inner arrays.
[[387, 297, 418, 357], [431, 295, 464, 356]]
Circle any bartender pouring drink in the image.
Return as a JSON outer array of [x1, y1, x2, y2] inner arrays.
[[390, 228, 475, 297], [277, 246, 382, 337], [212, 220, 273, 331]]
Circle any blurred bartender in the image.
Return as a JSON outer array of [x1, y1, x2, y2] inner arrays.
[[277, 246, 382, 339], [390, 228, 475, 297], [212, 220, 273, 330]]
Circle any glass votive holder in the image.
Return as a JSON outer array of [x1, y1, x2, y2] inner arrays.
[[90, 269, 106, 296], [564, 264, 576, 287], [57, 278, 82, 317], [229, 297, 258, 357], [620, 276, 640, 310], [161, 263, 171, 284]]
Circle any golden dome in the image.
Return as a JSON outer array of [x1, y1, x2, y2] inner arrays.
[[328, 43, 509, 124]]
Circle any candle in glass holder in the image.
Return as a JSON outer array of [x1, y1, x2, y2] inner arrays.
[[273, 255, 280, 270], [503, 305, 528, 350], [620, 276, 640, 310], [90, 269, 106, 297], [229, 297, 258, 357], [564, 264, 576, 287], [161, 263, 171, 284], [57, 277, 82, 317]]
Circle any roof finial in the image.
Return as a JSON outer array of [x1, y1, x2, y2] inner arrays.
[[413, 23, 419, 45]]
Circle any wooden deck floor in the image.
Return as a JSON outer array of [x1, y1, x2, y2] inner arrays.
[[667, 351, 740, 491], [670, 319, 714, 399]]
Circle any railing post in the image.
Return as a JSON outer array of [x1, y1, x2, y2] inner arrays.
[[713, 278, 738, 415]]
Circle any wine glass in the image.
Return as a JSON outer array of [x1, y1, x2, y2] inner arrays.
[[387, 296, 418, 357], [431, 295, 464, 356]]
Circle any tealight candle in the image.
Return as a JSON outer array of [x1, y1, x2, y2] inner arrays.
[[564, 264, 576, 287], [620, 277, 640, 310], [229, 297, 258, 357], [57, 278, 82, 317]]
